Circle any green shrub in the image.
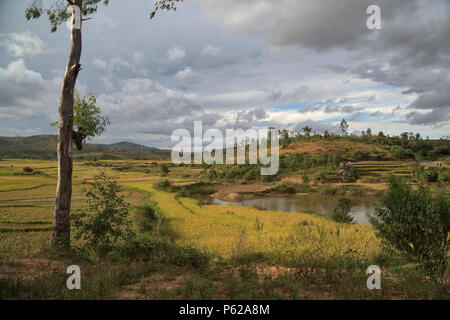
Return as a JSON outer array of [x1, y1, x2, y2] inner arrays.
[[424, 168, 439, 183], [369, 177, 449, 276], [23, 166, 33, 173], [159, 163, 169, 176], [301, 172, 310, 184], [438, 171, 449, 183], [352, 150, 370, 161], [331, 197, 355, 224], [176, 182, 215, 198], [265, 182, 310, 194], [331, 208, 355, 224], [73, 172, 135, 252], [316, 171, 326, 182], [135, 204, 158, 233], [154, 179, 175, 192]]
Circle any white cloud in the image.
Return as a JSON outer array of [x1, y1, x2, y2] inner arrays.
[[175, 67, 195, 79], [92, 56, 147, 75], [0, 32, 45, 57], [167, 46, 186, 62], [93, 58, 107, 69], [0, 59, 59, 119], [201, 45, 220, 56]]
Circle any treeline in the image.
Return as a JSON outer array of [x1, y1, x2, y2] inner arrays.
[[278, 122, 450, 161]]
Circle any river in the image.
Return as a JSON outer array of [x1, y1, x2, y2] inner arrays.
[[207, 193, 380, 224]]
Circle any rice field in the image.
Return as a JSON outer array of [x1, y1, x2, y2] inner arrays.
[[125, 182, 381, 267], [0, 159, 447, 299], [353, 161, 415, 183]]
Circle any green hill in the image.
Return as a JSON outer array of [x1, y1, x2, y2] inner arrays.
[[0, 135, 170, 160]]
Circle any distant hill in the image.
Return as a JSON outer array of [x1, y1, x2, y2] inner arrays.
[[280, 140, 392, 159], [0, 135, 170, 160]]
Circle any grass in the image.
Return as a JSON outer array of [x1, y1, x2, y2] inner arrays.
[[0, 159, 448, 300], [127, 182, 380, 266]]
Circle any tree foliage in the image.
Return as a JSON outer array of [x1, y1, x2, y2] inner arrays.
[[150, 0, 183, 19], [340, 119, 349, 136], [72, 91, 109, 139], [51, 90, 109, 150], [26, 0, 182, 32], [369, 176, 449, 276], [26, 0, 111, 32], [73, 172, 135, 251], [331, 197, 355, 224]]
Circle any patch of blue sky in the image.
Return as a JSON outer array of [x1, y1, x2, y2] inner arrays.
[[268, 100, 332, 112]]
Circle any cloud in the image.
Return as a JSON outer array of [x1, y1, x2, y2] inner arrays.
[[175, 67, 195, 79], [236, 107, 267, 124], [167, 46, 186, 62], [97, 77, 221, 136], [406, 108, 450, 126], [0, 32, 45, 57], [197, 0, 450, 126], [0, 59, 59, 119], [91, 55, 147, 76], [268, 86, 308, 102], [93, 58, 107, 70], [293, 119, 339, 134], [201, 45, 220, 56]]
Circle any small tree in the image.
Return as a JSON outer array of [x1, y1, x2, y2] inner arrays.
[[73, 172, 135, 252], [340, 119, 349, 136], [331, 197, 355, 224], [159, 163, 169, 176], [302, 126, 312, 137], [369, 177, 449, 276]]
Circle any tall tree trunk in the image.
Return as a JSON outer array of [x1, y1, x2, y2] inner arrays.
[[51, 0, 83, 248]]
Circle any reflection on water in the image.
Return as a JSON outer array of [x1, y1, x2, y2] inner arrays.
[[208, 193, 379, 225]]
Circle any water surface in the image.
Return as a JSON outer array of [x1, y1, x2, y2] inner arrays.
[[208, 193, 379, 224]]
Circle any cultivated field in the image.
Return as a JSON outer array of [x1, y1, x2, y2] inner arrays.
[[0, 159, 448, 299]]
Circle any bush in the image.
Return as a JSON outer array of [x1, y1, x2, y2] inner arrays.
[[331, 208, 355, 224], [176, 182, 215, 198], [424, 168, 439, 183], [352, 150, 370, 161], [23, 167, 33, 173], [135, 204, 158, 233], [73, 172, 135, 252], [438, 171, 449, 183], [159, 163, 169, 176], [301, 172, 310, 184], [316, 171, 326, 182], [369, 177, 449, 276], [154, 179, 176, 192], [331, 197, 355, 224], [392, 147, 415, 160], [265, 182, 310, 194]]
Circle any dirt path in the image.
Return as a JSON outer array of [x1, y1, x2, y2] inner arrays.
[[416, 159, 450, 168]]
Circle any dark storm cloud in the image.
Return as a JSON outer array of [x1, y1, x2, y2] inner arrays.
[[199, 0, 450, 126], [1, 0, 449, 142]]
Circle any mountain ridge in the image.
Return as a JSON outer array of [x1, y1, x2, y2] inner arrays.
[[0, 135, 170, 160]]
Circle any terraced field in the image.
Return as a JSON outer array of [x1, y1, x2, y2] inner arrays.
[[353, 161, 415, 183], [0, 160, 146, 236]]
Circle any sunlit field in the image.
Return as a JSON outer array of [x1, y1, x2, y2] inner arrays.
[[125, 182, 380, 267], [0, 159, 448, 299]]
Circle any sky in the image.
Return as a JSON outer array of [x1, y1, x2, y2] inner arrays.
[[0, 0, 449, 148]]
